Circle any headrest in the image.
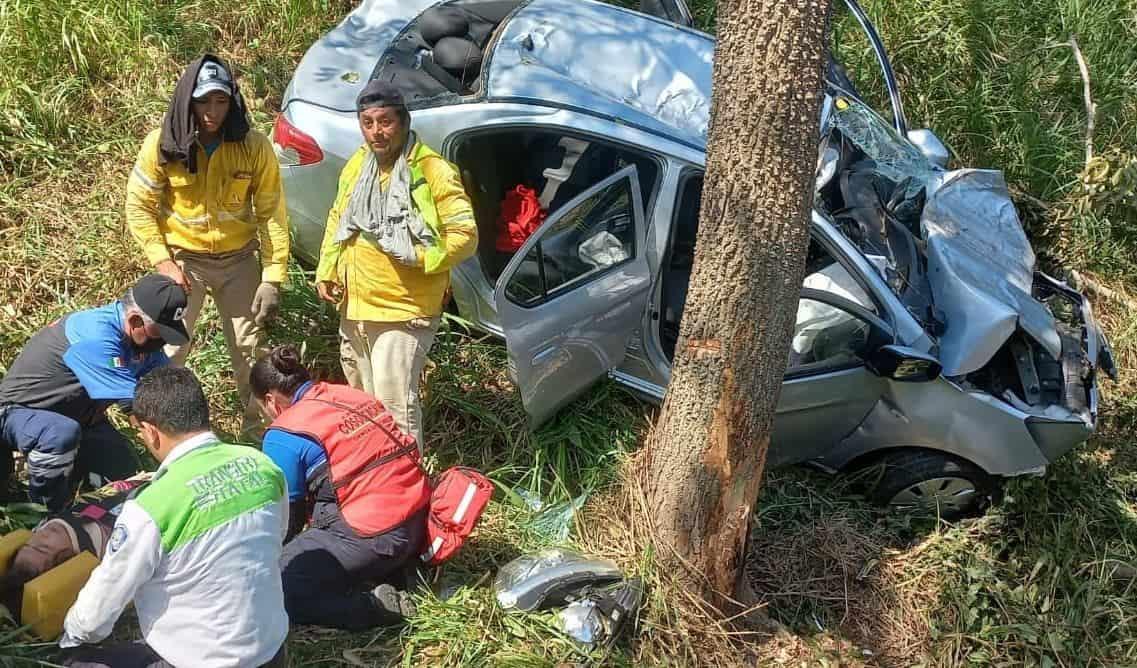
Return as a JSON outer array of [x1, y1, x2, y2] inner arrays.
[[420, 6, 470, 44], [433, 36, 483, 74]]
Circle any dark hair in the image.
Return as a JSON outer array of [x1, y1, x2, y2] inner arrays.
[[133, 367, 211, 435], [250, 345, 311, 398]]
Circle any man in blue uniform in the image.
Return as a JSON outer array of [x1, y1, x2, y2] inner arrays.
[[0, 274, 188, 510]]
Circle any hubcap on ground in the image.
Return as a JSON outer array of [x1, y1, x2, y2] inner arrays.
[[888, 476, 978, 513]]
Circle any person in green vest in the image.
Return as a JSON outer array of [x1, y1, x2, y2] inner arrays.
[[314, 80, 477, 449], [59, 367, 289, 668]]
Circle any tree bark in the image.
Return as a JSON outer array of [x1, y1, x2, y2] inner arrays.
[[639, 0, 833, 603]]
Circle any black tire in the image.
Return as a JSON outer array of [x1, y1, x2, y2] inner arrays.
[[861, 450, 999, 520]]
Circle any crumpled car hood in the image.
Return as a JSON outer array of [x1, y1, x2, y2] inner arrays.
[[921, 169, 1061, 376]]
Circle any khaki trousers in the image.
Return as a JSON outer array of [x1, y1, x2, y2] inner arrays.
[[339, 316, 440, 449], [163, 246, 265, 438]]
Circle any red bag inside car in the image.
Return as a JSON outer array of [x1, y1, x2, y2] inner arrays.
[[494, 184, 547, 253], [420, 467, 494, 566]]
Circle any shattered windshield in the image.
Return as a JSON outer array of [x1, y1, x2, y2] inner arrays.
[[825, 91, 933, 183]]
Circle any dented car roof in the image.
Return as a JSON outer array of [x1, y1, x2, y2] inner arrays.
[[486, 0, 713, 148]]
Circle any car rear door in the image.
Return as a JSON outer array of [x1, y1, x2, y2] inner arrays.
[[494, 166, 652, 425]]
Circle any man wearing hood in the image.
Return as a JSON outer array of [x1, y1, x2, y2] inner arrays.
[[125, 55, 289, 440], [314, 81, 477, 450]]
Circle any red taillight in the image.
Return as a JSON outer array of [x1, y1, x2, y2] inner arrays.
[[273, 113, 324, 166]]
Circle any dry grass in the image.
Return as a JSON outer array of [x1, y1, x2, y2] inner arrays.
[[747, 515, 935, 665], [575, 464, 863, 667]]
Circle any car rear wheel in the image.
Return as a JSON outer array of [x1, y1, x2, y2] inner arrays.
[[863, 450, 998, 519]]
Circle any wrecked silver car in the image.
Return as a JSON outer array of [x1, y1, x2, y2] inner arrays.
[[274, 0, 1115, 515]]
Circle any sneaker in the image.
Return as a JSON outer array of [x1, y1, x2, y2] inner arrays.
[[371, 584, 417, 619]]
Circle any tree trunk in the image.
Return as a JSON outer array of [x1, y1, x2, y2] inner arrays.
[[639, 0, 833, 603]]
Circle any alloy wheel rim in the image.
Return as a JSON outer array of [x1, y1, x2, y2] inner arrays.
[[888, 476, 979, 513]]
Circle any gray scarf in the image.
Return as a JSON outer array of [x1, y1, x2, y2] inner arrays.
[[334, 134, 435, 247]]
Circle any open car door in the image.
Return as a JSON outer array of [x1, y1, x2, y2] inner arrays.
[[494, 166, 651, 425]]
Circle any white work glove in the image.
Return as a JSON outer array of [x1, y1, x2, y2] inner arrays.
[[251, 282, 281, 327], [378, 220, 424, 267]]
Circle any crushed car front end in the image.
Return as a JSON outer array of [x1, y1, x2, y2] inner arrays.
[[991, 271, 1115, 463], [814, 92, 1116, 474]]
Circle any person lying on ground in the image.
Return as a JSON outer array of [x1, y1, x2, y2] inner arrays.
[[0, 476, 149, 620], [126, 53, 289, 441], [0, 274, 188, 511], [252, 344, 427, 630], [59, 367, 289, 668]]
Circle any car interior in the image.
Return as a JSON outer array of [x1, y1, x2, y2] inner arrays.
[[450, 122, 878, 374], [373, 0, 525, 104], [451, 129, 660, 284], [659, 172, 878, 371]]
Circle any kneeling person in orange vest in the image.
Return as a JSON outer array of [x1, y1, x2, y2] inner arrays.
[[252, 344, 429, 629], [58, 367, 289, 668]]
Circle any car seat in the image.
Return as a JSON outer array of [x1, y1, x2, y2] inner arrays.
[[415, 3, 509, 93]]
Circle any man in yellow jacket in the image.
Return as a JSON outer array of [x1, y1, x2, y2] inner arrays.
[[126, 55, 289, 438], [315, 81, 477, 448]]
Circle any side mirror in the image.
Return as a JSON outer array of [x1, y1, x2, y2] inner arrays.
[[867, 345, 942, 382], [906, 128, 950, 168]]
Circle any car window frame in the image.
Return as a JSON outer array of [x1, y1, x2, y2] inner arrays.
[[785, 287, 894, 380], [663, 167, 889, 317], [805, 225, 887, 317], [503, 165, 644, 309], [665, 168, 703, 267]]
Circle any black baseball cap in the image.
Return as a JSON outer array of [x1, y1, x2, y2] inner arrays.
[[132, 274, 190, 345], [356, 80, 406, 112]]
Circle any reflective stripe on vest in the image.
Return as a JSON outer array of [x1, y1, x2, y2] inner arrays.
[[270, 382, 431, 537], [409, 142, 442, 239]]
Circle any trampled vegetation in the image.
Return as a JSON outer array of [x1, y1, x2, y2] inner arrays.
[[1, 0, 1134, 665]]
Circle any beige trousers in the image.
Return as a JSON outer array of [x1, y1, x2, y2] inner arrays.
[[339, 316, 440, 449], [163, 246, 265, 438]]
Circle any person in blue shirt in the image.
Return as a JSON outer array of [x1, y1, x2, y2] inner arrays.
[[259, 380, 328, 541], [0, 274, 188, 510]]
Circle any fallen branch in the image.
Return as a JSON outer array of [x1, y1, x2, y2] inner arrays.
[[1069, 36, 1095, 168], [1070, 269, 1137, 310]]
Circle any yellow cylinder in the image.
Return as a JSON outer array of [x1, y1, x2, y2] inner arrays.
[[0, 529, 33, 575], [21, 550, 100, 640]]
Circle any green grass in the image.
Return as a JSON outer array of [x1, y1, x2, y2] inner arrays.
[[2, 0, 1137, 665]]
